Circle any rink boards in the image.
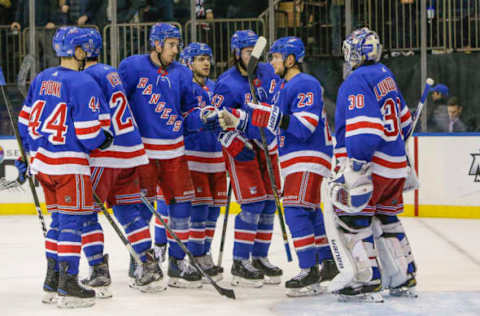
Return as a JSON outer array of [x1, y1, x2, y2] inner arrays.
[[1, 135, 479, 218]]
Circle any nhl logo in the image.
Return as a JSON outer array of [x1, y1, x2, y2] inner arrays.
[[64, 195, 72, 203], [249, 186, 257, 195]]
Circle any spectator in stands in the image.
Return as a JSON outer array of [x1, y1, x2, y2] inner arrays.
[[445, 97, 467, 132], [203, 0, 267, 18], [428, 83, 449, 132], [142, 0, 174, 22], [10, 0, 59, 70], [60, 0, 104, 27]]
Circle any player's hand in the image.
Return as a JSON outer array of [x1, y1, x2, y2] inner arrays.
[[200, 106, 220, 130], [14, 157, 29, 185], [218, 131, 254, 161], [218, 108, 248, 132], [247, 102, 281, 134]]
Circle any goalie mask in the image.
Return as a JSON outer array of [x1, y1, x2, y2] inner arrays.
[[343, 27, 382, 77]]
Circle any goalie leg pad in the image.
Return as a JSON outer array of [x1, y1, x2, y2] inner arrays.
[[337, 216, 381, 284], [374, 215, 417, 289]]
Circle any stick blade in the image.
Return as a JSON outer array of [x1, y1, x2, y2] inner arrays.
[[247, 36, 267, 75], [220, 288, 236, 300]]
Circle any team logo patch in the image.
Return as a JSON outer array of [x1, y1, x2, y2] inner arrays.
[[249, 186, 257, 195], [64, 195, 72, 203]]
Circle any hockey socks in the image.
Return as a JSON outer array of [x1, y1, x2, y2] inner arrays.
[[57, 213, 84, 276], [313, 208, 334, 263], [252, 200, 275, 258], [113, 204, 152, 262], [188, 204, 208, 257], [285, 206, 318, 269], [45, 212, 59, 272], [154, 199, 169, 245], [81, 213, 105, 266], [167, 202, 191, 260], [233, 201, 264, 260], [205, 206, 220, 253]]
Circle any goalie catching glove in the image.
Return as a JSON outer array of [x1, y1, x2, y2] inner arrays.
[[218, 131, 255, 161], [328, 159, 373, 213]]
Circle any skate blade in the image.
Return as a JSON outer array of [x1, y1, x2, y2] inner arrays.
[[264, 275, 281, 285], [202, 273, 223, 284], [41, 291, 58, 304], [231, 276, 264, 288], [337, 292, 384, 303], [389, 287, 418, 298], [130, 278, 167, 293], [56, 296, 95, 309], [286, 283, 327, 297], [91, 286, 113, 299], [168, 277, 203, 289]]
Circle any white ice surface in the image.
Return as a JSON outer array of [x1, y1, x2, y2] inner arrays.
[[1, 215, 479, 316]]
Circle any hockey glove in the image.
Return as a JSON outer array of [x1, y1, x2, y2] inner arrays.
[[218, 131, 255, 161], [98, 129, 114, 150], [247, 102, 282, 134], [328, 158, 373, 213], [15, 157, 29, 185], [200, 106, 220, 130], [218, 108, 248, 132]]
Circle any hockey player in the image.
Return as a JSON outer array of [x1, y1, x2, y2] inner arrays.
[[80, 28, 164, 294], [212, 30, 283, 287], [246, 37, 339, 296], [328, 27, 417, 302], [118, 23, 207, 288], [181, 42, 226, 281], [16, 26, 113, 308]]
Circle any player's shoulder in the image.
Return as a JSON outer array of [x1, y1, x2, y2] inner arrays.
[[215, 67, 237, 85], [119, 54, 149, 69], [258, 62, 275, 74], [69, 71, 101, 92]]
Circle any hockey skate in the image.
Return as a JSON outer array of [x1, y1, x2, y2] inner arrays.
[[252, 257, 282, 285], [57, 262, 95, 309], [285, 265, 326, 297], [196, 254, 223, 283], [231, 259, 264, 288], [130, 249, 166, 293], [389, 274, 418, 298], [168, 256, 202, 288], [318, 259, 339, 286], [41, 257, 59, 304], [336, 281, 384, 303], [81, 254, 112, 298]]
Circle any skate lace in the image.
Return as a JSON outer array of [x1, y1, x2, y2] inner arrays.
[[180, 259, 198, 275], [242, 260, 259, 272], [292, 269, 310, 280], [258, 257, 276, 269]]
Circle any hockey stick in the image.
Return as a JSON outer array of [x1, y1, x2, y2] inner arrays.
[[17, 54, 35, 98], [92, 192, 143, 266], [322, 181, 356, 292], [139, 194, 236, 300], [0, 67, 47, 237], [246, 36, 293, 262], [217, 182, 232, 267], [406, 78, 434, 141]]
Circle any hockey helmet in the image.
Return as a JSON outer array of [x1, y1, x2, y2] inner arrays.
[[269, 36, 305, 64], [181, 42, 213, 65], [231, 30, 258, 57], [149, 23, 183, 49], [52, 26, 91, 57], [343, 27, 382, 70], [82, 28, 103, 58]]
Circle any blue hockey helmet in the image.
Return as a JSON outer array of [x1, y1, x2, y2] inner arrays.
[[343, 27, 382, 70], [149, 23, 182, 48], [269, 36, 305, 63], [82, 28, 103, 58], [181, 42, 213, 65], [52, 26, 91, 57], [231, 30, 258, 57]]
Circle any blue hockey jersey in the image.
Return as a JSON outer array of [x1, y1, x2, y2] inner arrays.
[[335, 63, 412, 178], [84, 63, 149, 168], [18, 66, 109, 175], [119, 55, 199, 159], [213, 63, 280, 153], [184, 78, 225, 173], [276, 72, 333, 178]]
